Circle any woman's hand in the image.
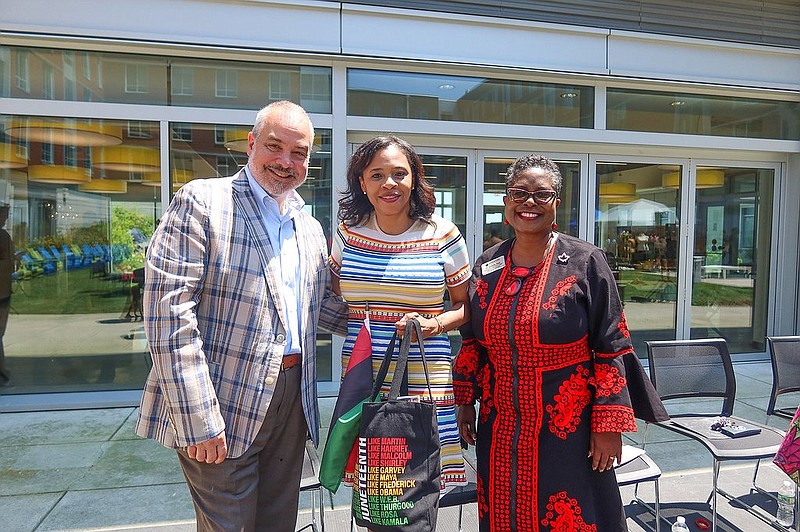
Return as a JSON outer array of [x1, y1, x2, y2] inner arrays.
[[396, 312, 438, 340], [588, 431, 622, 472], [457, 404, 477, 446]]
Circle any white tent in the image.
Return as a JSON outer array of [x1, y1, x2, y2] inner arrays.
[[598, 198, 674, 227]]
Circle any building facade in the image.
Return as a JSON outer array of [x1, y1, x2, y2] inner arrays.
[[1, 0, 798, 410]]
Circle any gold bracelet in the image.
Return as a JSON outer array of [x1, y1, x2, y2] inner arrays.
[[434, 316, 445, 335]]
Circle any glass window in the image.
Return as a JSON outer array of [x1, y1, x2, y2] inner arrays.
[[0, 47, 9, 97], [216, 155, 234, 177], [171, 66, 194, 97], [595, 161, 681, 356], [15, 49, 29, 93], [348, 69, 593, 127], [300, 67, 334, 113], [482, 156, 580, 252], [0, 114, 162, 394], [269, 70, 292, 101], [214, 126, 227, 145], [125, 64, 148, 94], [64, 145, 77, 167], [41, 142, 54, 165], [689, 167, 774, 353], [62, 51, 76, 101], [421, 153, 468, 355], [607, 88, 800, 141], [1, 46, 332, 112], [215, 69, 238, 98], [421, 154, 468, 239], [171, 123, 192, 142], [127, 122, 153, 140], [81, 51, 91, 80], [43, 64, 55, 100]]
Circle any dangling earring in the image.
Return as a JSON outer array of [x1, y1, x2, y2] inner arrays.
[[552, 222, 558, 230], [503, 219, 510, 226]]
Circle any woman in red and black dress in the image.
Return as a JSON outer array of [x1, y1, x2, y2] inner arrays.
[[453, 154, 667, 531]]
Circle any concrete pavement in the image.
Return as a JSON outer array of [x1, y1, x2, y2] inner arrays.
[[1, 360, 798, 531]]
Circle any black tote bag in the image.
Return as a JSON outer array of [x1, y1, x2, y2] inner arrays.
[[352, 319, 441, 532]]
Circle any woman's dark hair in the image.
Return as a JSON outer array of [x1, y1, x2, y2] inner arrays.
[[338, 135, 436, 226], [505, 154, 563, 197]]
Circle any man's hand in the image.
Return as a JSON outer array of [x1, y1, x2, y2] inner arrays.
[[187, 431, 228, 464]]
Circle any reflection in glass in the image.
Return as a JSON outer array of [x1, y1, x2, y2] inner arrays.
[[595, 162, 681, 356], [421, 153, 468, 356], [607, 88, 800, 141], [690, 168, 773, 353], [349, 69, 592, 127], [0, 114, 161, 394], [483, 157, 580, 252], [1, 45, 332, 112], [421, 154, 467, 239]]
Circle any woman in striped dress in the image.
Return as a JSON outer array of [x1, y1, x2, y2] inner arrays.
[[330, 135, 471, 492]]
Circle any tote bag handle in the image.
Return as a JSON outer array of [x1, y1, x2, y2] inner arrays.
[[371, 318, 435, 403]]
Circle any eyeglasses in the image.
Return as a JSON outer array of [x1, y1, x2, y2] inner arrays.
[[506, 188, 558, 205], [504, 265, 537, 296]]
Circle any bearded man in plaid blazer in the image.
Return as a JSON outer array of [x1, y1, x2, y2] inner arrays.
[[136, 101, 347, 531]]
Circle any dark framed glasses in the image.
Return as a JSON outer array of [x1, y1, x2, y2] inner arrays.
[[504, 265, 537, 296], [506, 188, 557, 205]]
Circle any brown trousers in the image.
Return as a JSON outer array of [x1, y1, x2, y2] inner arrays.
[[178, 365, 308, 532]]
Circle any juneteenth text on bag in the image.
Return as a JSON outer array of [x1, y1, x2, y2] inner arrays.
[[352, 318, 441, 532]]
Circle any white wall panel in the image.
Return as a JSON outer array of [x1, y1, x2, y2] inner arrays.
[[0, 0, 341, 54], [340, 4, 609, 75], [608, 30, 800, 91], [4, 0, 798, 92]]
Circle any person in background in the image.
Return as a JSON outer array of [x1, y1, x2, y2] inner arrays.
[[135, 101, 347, 532], [0, 205, 13, 386], [453, 154, 667, 531], [330, 135, 471, 492]]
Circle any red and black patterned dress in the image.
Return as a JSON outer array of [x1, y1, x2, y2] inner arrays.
[[453, 234, 667, 532]]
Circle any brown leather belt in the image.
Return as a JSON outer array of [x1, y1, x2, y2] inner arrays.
[[280, 353, 301, 371]]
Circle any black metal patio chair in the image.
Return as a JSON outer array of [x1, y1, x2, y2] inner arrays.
[[766, 336, 800, 421], [644, 338, 786, 532]]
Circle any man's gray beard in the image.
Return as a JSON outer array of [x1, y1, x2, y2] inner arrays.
[[250, 163, 307, 197]]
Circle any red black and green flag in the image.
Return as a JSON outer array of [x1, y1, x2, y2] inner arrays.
[[319, 318, 373, 492]]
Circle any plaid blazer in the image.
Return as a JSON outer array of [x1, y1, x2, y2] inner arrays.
[[135, 170, 347, 457]]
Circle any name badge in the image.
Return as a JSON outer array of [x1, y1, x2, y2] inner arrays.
[[481, 256, 506, 276]]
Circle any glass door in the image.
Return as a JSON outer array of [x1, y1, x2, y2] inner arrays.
[[420, 150, 470, 356], [592, 158, 777, 356], [594, 159, 683, 357], [481, 154, 582, 253], [688, 164, 775, 353]]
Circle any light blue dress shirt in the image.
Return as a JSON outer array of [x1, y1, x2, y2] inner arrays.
[[244, 166, 302, 356]]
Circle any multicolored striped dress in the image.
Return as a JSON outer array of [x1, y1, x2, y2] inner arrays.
[[330, 213, 471, 491]]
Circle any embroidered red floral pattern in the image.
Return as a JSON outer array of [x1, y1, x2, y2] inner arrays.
[[592, 363, 626, 398], [592, 404, 638, 433], [477, 476, 488, 519], [617, 311, 631, 338], [546, 365, 592, 439], [542, 275, 577, 311], [541, 491, 598, 531], [475, 278, 489, 309], [453, 340, 481, 377]]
